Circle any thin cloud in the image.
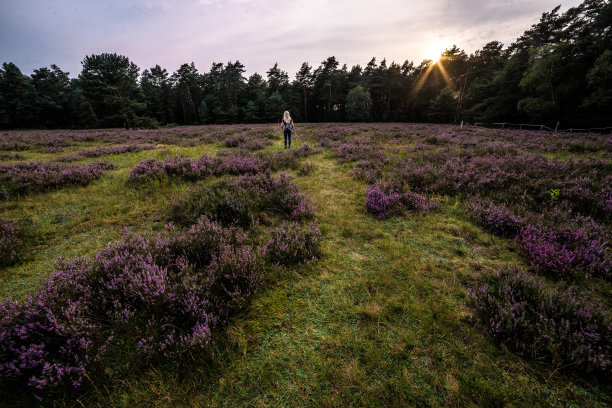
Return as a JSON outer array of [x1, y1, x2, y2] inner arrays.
[[0, 0, 584, 78]]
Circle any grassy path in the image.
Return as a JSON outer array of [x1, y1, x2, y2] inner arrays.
[[107, 146, 607, 407]]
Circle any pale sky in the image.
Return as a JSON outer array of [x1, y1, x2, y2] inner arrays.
[[0, 0, 584, 79]]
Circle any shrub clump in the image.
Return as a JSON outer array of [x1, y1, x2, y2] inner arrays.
[[0, 217, 22, 266], [266, 221, 322, 265], [243, 138, 273, 151], [128, 153, 267, 184], [298, 161, 315, 176], [0, 217, 262, 398], [516, 220, 610, 280], [365, 183, 437, 219], [0, 160, 115, 199], [235, 172, 315, 219], [469, 267, 611, 373], [224, 134, 247, 148], [291, 143, 321, 158], [469, 197, 524, 237], [127, 155, 213, 184], [170, 182, 253, 228], [259, 151, 300, 171], [213, 153, 267, 176]]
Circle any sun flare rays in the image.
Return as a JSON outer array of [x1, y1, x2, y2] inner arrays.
[[411, 57, 453, 96]]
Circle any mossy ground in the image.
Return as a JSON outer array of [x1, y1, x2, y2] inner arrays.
[[0, 126, 609, 407]]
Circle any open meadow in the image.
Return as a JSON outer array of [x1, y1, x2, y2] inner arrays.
[[0, 123, 610, 407]]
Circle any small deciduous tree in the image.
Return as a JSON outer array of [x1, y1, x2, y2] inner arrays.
[[345, 85, 372, 122], [428, 86, 456, 123], [581, 50, 612, 117], [517, 44, 561, 122]]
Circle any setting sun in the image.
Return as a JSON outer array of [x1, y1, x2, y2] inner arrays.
[[421, 38, 445, 63], [427, 50, 442, 63]]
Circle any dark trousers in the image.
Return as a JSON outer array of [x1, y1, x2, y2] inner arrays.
[[284, 129, 292, 147]]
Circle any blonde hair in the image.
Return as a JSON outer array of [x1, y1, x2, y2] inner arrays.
[[283, 111, 291, 122]]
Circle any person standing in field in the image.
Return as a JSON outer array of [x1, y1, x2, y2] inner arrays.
[[281, 111, 294, 149]]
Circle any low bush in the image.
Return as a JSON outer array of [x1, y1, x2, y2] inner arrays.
[[213, 153, 266, 176], [259, 151, 300, 171], [0, 216, 22, 266], [298, 161, 315, 176], [224, 134, 247, 148], [291, 143, 321, 158], [469, 198, 525, 237], [170, 181, 253, 228], [243, 138, 273, 151], [516, 220, 610, 280], [128, 153, 266, 184], [0, 217, 262, 399], [365, 183, 437, 219], [469, 267, 611, 373], [235, 172, 315, 220], [332, 140, 388, 163], [0, 160, 115, 199], [127, 155, 213, 184], [266, 221, 322, 265], [351, 160, 384, 183]]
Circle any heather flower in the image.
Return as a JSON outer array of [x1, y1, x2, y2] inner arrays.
[[266, 221, 322, 265], [235, 172, 315, 219], [213, 153, 266, 176], [470, 267, 611, 373], [0, 216, 22, 266], [128, 155, 213, 183], [365, 182, 436, 219], [0, 217, 264, 397], [469, 197, 524, 237], [170, 182, 254, 228], [0, 160, 115, 198], [224, 134, 247, 148], [516, 222, 610, 280]]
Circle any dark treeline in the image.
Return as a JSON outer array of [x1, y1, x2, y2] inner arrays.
[[0, 0, 610, 130]]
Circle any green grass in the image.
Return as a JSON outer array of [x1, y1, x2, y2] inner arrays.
[[1, 128, 610, 407]]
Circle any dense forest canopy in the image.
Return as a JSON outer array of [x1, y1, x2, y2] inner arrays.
[[0, 0, 610, 129]]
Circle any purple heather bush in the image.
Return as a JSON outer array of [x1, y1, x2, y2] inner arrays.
[[85, 144, 155, 156], [163, 155, 214, 180], [224, 134, 247, 148], [365, 183, 404, 219], [171, 172, 315, 227], [0, 160, 115, 199], [332, 140, 388, 163], [127, 155, 214, 183], [351, 160, 385, 184], [397, 148, 611, 218], [291, 143, 321, 158], [0, 217, 263, 397], [469, 198, 525, 237], [170, 181, 254, 228], [235, 172, 315, 220], [365, 182, 437, 219], [127, 158, 166, 183], [0, 152, 25, 161], [213, 153, 266, 176], [259, 150, 300, 171], [516, 220, 611, 280], [0, 216, 22, 266], [266, 221, 322, 265], [242, 138, 273, 151], [469, 267, 611, 373], [282, 192, 316, 219]]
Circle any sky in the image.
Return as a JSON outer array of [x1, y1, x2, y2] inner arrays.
[[0, 0, 585, 79]]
